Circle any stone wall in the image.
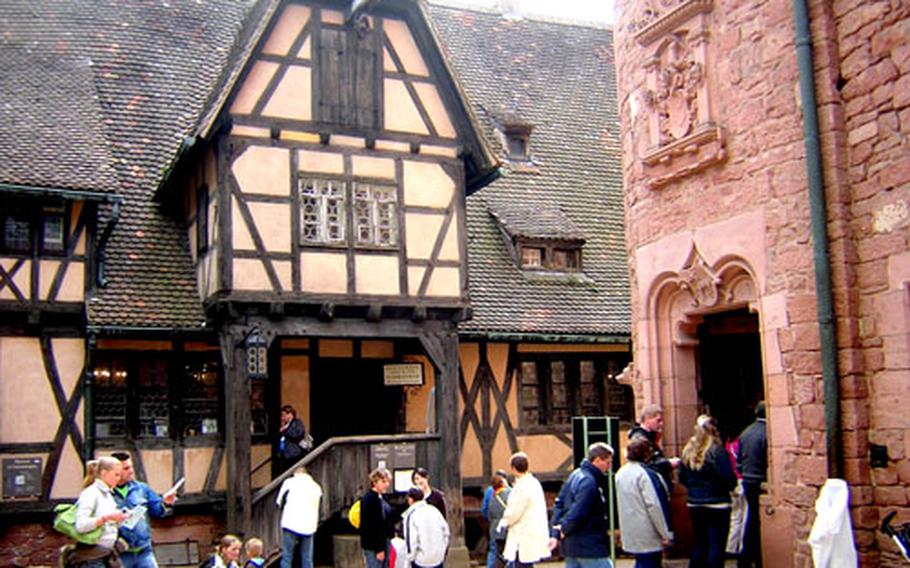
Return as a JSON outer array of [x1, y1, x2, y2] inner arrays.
[[613, 0, 909, 565], [835, 0, 910, 566], [0, 514, 224, 567]]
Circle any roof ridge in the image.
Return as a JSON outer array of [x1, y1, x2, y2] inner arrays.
[[426, 0, 613, 31]]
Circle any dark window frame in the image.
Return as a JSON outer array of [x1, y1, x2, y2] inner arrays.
[[517, 240, 583, 272], [0, 202, 70, 256], [196, 184, 210, 256], [517, 354, 610, 432], [92, 349, 226, 443]]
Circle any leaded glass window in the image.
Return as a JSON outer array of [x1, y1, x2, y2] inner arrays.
[[353, 183, 397, 247], [3, 214, 30, 253], [42, 206, 65, 253], [300, 179, 346, 244]]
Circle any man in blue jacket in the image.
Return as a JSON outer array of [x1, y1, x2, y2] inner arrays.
[[111, 452, 177, 568], [549, 442, 614, 568]]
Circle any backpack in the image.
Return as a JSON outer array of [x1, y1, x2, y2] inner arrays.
[[53, 503, 103, 545], [347, 499, 361, 529]]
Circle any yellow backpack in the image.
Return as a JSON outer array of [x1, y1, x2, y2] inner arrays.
[[347, 499, 361, 529]]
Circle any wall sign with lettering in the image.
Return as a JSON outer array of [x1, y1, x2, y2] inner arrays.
[[3, 457, 43, 499], [383, 363, 424, 386]]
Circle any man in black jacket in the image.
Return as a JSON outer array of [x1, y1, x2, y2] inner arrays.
[[628, 404, 679, 493], [736, 401, 767, 568], [278, 405, 308, 472], [360, 468, 394, 568]]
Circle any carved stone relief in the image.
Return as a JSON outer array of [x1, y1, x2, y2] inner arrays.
[[632, 0, 726, 189], [677, 248, 720, 308], [643, 34, 703, 144]]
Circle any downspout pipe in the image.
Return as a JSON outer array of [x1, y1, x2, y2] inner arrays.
[[792, 0, 842, 479]]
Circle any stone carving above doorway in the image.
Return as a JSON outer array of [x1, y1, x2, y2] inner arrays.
[[677, 248, 719, 308], [671, 247, 758, 312], [633, 0, 726, 190]]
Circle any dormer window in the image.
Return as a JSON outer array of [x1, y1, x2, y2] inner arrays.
[[489, 204, 586, 274], [518, 241, 582, 272], [504, 124, 532, 160], [506, 132, 529, 159]]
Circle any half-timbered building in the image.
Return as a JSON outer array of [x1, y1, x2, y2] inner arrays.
[[426, 3, 632, 490], [0, 1, 627, 565]]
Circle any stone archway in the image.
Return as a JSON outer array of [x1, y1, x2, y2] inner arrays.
[[639, 245, 761, 455]]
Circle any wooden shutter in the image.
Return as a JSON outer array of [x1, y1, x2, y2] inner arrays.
[[317, 24, 378, 129], [350, 26, 378, 129], [318, 27, 348, 125]]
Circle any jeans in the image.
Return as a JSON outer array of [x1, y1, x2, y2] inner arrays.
[[281, 529, 314, 568], [362, 543, 389, 568], [738, 482, 763, 568], [634, 551, 663, 568], [487, 538, 497, 568], [564, 558, 613, 568], [688, 506, 731, 568], [120, 548, 159, 568]]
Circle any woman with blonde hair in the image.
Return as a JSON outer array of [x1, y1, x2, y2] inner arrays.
[[65, 457, 129, 567], [679, 415, 737, 568], [211, 534, 242, 568]]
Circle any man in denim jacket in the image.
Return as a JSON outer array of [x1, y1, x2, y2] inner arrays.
[[111, 452, 177, 568]]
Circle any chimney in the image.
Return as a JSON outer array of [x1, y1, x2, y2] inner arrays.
[[498, 0, 523, 20]]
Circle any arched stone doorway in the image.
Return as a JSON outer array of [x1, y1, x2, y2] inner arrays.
[[640, 246, 764, 455]]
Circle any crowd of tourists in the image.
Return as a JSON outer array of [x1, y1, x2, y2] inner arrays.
[[58, 401, 766, 568]]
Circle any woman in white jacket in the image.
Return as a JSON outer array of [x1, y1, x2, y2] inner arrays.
[[67, 457, 128, 567], [498, 452, 551, 567]]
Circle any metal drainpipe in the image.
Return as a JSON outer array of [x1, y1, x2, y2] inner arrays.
[[792, 0, 842, 479]]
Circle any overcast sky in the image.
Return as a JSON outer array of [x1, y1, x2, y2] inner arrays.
[[430, 0, 615, 24]]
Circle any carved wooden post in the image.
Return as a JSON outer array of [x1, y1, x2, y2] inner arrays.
[[222, 327, 252, 535]]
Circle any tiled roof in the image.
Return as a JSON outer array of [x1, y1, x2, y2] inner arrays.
[[489, 204, 586, 241], [1, 1, 629, 335], [427, 4, 631, 337], [0, 0, 251, 328], [0, 47, 119, 194]]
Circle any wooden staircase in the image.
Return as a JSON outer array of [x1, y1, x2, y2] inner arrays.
[[249, 432, 440, 556]]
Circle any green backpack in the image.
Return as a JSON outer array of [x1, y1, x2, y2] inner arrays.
[[53, 503, 103, 545]]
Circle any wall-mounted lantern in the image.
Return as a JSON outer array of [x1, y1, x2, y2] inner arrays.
[[245, 328, 268, 379]]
